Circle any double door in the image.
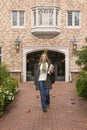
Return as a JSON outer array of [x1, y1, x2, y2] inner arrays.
[[26, 51, 65, 81]]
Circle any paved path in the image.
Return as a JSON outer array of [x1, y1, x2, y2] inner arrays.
[[0, 82, 87, 130]]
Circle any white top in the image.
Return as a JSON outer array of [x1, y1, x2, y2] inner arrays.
[[38, 62, 48, 81]]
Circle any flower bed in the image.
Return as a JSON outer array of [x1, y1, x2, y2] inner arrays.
[[0, 78, 18, 116], [0, 64, 19, 117]]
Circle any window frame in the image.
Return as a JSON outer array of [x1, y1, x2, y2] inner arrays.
[[66, 11, 81, 28], [11, 11, 25, 28], [31, 7, 60, 27]]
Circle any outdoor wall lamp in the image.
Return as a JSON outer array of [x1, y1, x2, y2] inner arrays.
[[14, 36, 21, 50], [70, 36, 77, 51]]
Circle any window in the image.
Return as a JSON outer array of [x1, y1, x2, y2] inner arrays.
[[33, 10, 36, 26], [49, 10, 53, 25], [68, 11, 72, 26], [32, 7, 60, 27], [43, 10, 48, 25], [12, 11, 25, 27], [39, 10, 43, 25], [38, 9, 54, 25], [31, 7, 61, 37], [0, 47, 2, 63], [67, 11, 80, 27], [56, 10, 59, 26], [75, 12, 80, 26]]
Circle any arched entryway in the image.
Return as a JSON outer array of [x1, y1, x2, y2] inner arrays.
[[26, 50, 65, 81], [23, 46, 69, 82]]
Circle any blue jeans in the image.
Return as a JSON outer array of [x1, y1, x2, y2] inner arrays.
[[39, 81, 50, 111]]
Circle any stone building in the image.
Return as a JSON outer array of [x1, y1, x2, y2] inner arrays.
[[0, 0, 87, 82]]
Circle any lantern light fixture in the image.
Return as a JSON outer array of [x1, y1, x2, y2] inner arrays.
[[70, 36, 77, 51], [14, 36, 21, 50]]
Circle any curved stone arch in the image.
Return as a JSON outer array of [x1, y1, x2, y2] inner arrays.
[[24, 46, 67, 55], [23, 46, 69, 82]]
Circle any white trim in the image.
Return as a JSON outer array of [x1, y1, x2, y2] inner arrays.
[[31, 6, 60, 28], [58, 8, 61, 27], [10, 70, 22, 72], [11, 26, 25, 29], [11, 11, 25, 28], [70, 70, 79, 72], [31, 7, 61, 36], [66, 11, 81, 28], [23, 46, 69, 82], [69, 70, 80, 82]]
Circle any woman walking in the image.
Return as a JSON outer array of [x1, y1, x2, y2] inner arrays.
[[34, 52, 54, 112]]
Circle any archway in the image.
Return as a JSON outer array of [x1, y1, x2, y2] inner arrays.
[[23, 46, 69, 82], [26, 50, 65, 81]]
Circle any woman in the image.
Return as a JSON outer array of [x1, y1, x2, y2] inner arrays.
[[34, 52, 54, 112]]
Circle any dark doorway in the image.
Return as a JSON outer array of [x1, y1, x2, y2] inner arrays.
[[26, 50, 65, 81]]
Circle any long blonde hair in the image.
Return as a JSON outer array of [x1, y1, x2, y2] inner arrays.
[[39, 52, 49, 63]]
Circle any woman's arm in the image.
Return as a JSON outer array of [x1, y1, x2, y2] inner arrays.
[[48, 64, 54, 75]]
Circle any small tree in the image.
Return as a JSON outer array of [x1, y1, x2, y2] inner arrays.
[[76, 39, 87, 70], [75, 38, 87, 99]]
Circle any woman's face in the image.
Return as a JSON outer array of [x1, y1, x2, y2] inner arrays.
[[41, 54, 47, 62]]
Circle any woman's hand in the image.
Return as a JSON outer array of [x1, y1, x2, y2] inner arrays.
[[48, 64, 54, 74]]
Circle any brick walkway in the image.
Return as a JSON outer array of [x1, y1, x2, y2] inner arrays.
[[0, 82, 87, 130]]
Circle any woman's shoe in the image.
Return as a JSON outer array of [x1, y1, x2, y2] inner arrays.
[[43, 110, 47, 112]]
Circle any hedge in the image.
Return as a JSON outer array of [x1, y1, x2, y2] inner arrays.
[[0, 64, 19, 117], [76, 70, 87, 99]]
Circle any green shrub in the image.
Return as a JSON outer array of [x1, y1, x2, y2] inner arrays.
[[2, 77, 18, 106], [0, 64, 19, 116], [0, 78, 18, 114], [0, 89, 5, 112], [2, 77, 18, 93], [76, 77, 82, 91], [76, 71, 87, 99], [0, 64, 10, 85]]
